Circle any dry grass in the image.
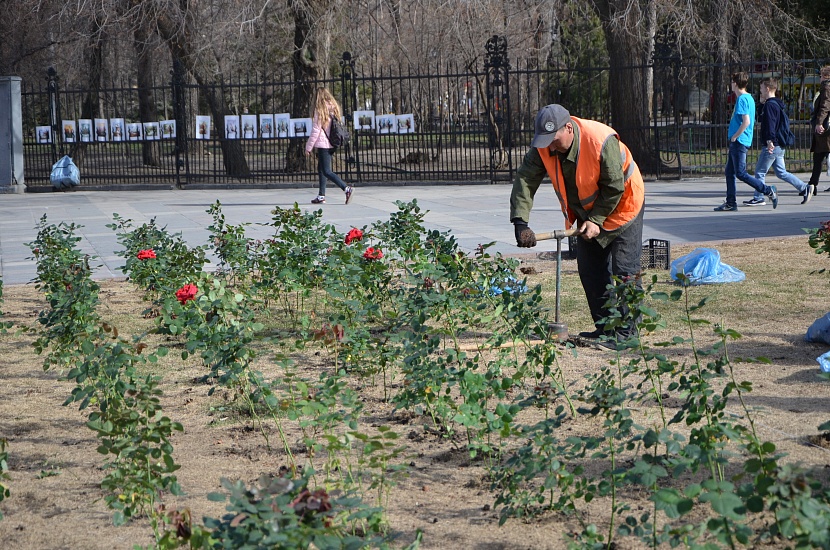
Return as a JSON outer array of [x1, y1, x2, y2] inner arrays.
[[1, 236, 829, 549], [530, 237, 830, 342]]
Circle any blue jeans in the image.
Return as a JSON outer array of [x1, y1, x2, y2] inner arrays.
[[317, 148, 347, 196], [725, 141, 770, 206], [752, 146, 806, 199]]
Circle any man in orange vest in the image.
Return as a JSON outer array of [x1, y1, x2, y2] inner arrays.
[[510, 104, 645, 348]]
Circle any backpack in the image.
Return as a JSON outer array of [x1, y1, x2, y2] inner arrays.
[[50, 155, 80, 190], [774, 101, 795, 148], [326, 115, 350, 148]]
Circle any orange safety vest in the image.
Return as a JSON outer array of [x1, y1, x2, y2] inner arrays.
[[537, 118, 644, 231]]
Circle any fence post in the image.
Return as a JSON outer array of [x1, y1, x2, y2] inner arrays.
[[484, 36, 511, 183], [339, 52, 359, 184], [0, 76, 24, 193], [46, 67, 61, 161]]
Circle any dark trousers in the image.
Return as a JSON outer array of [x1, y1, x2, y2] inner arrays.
[[808, 151, 829, 188], [317, 148, 347, 196], [576, 207, 644, 335]]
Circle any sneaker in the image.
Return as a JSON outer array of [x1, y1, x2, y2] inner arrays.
[[714, 202, 737, 212], [311, 196, 326, 204], [742, 197, 766, 206], [766, 185, 778, 209], [345, 186, 353, 204], [577, 329, 604, 339], [802, 185, 815, 205]]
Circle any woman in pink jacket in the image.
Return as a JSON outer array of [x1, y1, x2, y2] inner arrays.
[[305, 88, 353, 204]]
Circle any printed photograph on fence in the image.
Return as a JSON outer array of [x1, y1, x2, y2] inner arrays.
[[36, 126, 52, 143], [62, 120, 76, 143], [353, 110, 375, 131], [376, 114, 396, 134], [195, 115, 211, 140], [127, 122, 142, 141], [290, 117, 311, 138], [78, 119, 92, 142], [241, 114, 258, 139], [397, 114, 415, 133], [275, 113, 290, 138], [259, 114, 274, 139], [94, 118, 108, 141], [160, 120, 176, 139], [224, 115, 240, 139], [110, 118, 125, 142], [143, 121, 160, 140]]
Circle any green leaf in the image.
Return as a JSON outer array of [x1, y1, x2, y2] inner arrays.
[[746, 495, 764, 513], [684, 483, 702, 498], [699, 483, 744, 519], [643, 429, 659, 448], [652, 488, 693, 519]]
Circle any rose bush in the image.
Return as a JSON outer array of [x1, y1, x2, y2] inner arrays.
[[107, 214, 208, 298]]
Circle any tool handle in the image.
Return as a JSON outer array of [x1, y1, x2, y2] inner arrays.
[[535, 228, 578, 241]]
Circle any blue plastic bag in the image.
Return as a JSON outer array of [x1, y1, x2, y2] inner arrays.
[[50, 155, 80, 190], [806, 312, 830, 345], [670, 247, 745, 285], [817, 350, 830, 373]]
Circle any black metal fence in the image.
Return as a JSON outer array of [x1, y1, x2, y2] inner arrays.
[[20, 39, 830, 189]]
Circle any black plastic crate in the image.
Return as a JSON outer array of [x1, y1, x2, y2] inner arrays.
[[563, 235, 578, 260], [641, 239, 670, 270]]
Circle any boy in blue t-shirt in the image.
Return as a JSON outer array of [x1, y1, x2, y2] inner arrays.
[[714, 71, 779, 211]]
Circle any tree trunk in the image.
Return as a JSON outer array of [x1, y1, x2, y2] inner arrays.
[[171, 54, 191, 155], [591, 0, 659, 174], [70, 17, 105, 168], [134, 22, 160, 167], [152, 0, 250, 177], [285, 0, 319, 173], [710, 0, 732, 143]]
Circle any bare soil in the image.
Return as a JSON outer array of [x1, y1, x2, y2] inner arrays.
[[1, 237, 829, 549]]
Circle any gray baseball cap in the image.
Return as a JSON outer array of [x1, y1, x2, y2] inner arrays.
[[531, 104, 571, 148]]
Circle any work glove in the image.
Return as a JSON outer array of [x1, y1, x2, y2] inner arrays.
[[514, 222, 536, 248]]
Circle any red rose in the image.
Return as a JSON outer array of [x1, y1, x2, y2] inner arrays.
[[137, 249, 156, 260], [175, 284, 198, 304], [363, 247, 383, 260], [345, 228, 364, 245]]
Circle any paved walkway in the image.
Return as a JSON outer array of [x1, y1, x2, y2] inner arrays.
[[1, 177, 828, 285]]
